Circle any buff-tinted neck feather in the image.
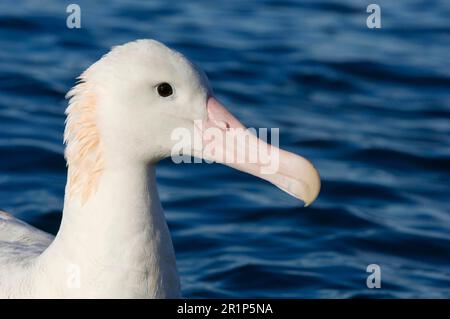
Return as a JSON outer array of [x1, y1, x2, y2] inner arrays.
[[64, 72, 104, 204]]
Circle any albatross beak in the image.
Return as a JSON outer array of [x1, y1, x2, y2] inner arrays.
[[194, 97, 321, 206]]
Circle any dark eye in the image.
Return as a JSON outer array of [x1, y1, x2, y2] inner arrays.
[[157, 82, 173, 97]]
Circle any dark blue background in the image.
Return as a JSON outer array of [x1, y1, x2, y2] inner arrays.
[[0, 0, 449, 298]]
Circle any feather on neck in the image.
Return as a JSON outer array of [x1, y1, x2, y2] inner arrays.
[[64, 71, 104, 204]]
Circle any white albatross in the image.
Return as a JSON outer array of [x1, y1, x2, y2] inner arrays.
[[0, 39, 320, 298]]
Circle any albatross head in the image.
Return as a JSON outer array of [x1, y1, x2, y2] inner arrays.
[[64, 39, 320, 206]]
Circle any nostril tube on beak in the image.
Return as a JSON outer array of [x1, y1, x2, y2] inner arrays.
[[212, 120, 230, 130]]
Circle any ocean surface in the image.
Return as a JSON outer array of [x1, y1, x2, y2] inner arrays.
[[0, 0, 449, 298]]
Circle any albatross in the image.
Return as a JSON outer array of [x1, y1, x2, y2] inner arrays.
[[0, 39, 320, 298]]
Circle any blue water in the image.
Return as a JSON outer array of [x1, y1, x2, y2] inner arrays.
[[0, 0, 449, 298]]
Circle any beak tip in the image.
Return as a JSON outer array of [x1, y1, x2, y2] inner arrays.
[[301, 169, 321, 208]]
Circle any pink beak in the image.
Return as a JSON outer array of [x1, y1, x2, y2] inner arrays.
[[193, 97, 321, 206]]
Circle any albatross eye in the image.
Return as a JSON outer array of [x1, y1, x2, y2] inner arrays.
[[157, 82, 173, 97]]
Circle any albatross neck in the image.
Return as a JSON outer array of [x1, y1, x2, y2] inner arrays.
[[46, 163, 180, 298]]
